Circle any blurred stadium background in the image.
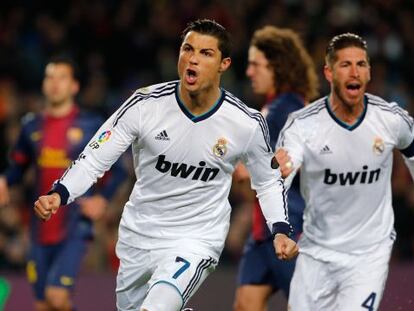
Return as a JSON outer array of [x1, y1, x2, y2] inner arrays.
[[1, 0, 414, 310]]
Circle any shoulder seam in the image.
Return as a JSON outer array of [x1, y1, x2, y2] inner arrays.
[[224, 92, 271, 152], [278, 98, 326, 147], [113, 83, 176, 127], [367, 96, 413, 130]]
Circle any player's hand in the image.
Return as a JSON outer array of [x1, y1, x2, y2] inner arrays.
[[233, 162, 250, 183], [34, 193, 61, 221], [0, 176, 10, 207], [275, 148, 294, 178], [78, 195, 108, 221], [273, 233, 299, 260]]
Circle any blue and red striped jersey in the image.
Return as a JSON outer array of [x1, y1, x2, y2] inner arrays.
[[6, 105, 126, 244]]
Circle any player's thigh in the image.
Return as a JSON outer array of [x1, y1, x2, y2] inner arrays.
[[237, 239, 268, 286], [336, 244, 392, 311], [147, 250, 218, 309], [264, 240, 296, 297], [288, 253, 336, 311], [337, 286, 385, 311], [234, 285, 273, 311], [116, 241, 152, 311], [47, 237, 88, 290], [26, 244, 51, 300]]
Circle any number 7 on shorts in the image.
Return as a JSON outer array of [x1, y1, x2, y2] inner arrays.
[[173, 256, 190, 279]]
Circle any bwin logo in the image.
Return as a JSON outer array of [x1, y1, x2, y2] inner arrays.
[[155, 155, 219, 182], [324, 165, 381, 186]]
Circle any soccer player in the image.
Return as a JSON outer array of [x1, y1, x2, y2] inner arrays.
[[0, 56, 126, 311], [277, 33, 414, 311], [233, 26, 319, 311], [33, 19, 298, 311]]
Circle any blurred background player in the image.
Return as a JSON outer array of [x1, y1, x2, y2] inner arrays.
[[278, 33, 414, 311], [0, 56, 126, 311], [232, 26, 319, 311]]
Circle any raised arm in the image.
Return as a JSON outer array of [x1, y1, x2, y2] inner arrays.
[[34, 92, 141, 220]]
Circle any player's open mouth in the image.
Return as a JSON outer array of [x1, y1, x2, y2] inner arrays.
[[346, 83, 361, 90], [185, 69, 198, 84], [345, 82, 361, 96]]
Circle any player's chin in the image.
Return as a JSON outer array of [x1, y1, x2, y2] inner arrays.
[[187, 86, 202, 97]]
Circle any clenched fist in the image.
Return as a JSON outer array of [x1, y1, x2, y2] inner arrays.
[[34, 193, 61, 221], [273, 233, 299, 260], [275, 148, 294, 178]]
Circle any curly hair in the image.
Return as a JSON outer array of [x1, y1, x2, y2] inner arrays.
[[250, 26, 319, 101]]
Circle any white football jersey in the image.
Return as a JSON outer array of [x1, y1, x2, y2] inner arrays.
[[278, 93, 414, 255], [56, 81, 289, 259]]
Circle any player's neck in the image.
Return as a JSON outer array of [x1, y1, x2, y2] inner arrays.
[[179, 85, 222, 116], [266, 90, 276, 103], [45, 100, 75, 118], [329, 94, 365, 125]]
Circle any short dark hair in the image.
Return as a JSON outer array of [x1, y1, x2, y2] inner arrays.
[[326, 33, 368, 65], [46, 55, 80, 81], [251, 26, 319, 101], [181, 19, 232, 59]]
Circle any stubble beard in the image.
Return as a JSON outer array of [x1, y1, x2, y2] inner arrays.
[[333, 81, 359, 111]]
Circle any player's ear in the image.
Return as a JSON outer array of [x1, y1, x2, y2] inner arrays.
[[71, 81, 80, 95], [324, 64, 333, 84], [367, 65, 371, 83], [219, 57, 231, 73]]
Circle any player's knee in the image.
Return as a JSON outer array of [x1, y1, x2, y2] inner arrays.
[[141, 282, 182, 311], [34, 301, 49, 311], [233, 297, 250, 311], [233, 291, 251, 311], [233, 286, 270, 311], [46, 297, 70, 311], [45, 286, 71, 310]]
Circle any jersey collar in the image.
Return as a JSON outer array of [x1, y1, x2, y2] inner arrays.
[[325, 95, 367, 131], [175, 83, 225, 123]]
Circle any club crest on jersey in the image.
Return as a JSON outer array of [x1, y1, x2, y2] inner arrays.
[[373, 137, 385, 155], [89, 130, 112, 149], [30, 131, 42, 142], [213, 137, 228, 158]]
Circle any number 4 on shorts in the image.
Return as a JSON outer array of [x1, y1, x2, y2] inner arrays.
[[173, 256, 190, 279], [361, 292, 376, 311]]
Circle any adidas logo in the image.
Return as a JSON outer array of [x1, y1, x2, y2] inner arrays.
[[155, 130, 170, 141], [320, 145, 332, 154]]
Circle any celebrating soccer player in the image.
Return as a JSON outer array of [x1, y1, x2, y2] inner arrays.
[[278, 33, 414, 311], [33, 19, 298, 311]]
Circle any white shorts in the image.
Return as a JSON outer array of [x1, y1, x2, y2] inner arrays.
[[288, 239, 393, 311], [115, 240, 217, 311]]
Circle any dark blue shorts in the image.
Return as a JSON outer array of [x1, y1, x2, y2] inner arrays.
[[26, 237, 87, 300], [237, 236, 297, 297]]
